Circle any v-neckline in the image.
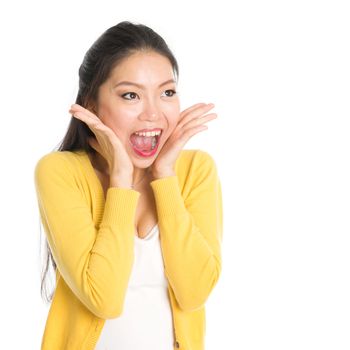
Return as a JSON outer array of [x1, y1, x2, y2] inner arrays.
[[135, 223, 159, 241]]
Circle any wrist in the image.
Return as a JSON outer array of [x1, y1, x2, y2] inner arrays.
[[109, 175, 132, 189], [151, 168, 176, 180]]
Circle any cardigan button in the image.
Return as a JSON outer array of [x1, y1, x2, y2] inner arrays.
[[175, 340, 180, 348]]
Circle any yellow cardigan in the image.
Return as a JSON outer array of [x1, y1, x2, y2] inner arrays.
[[34, 148, 223, 350]]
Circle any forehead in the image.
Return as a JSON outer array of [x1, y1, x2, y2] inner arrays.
[[109, 51, 175, 84]]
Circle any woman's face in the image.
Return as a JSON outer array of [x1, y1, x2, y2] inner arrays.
[[93, 50, 180, 166]]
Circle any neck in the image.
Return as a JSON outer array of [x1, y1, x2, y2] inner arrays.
[[132, 166, 151, 187]]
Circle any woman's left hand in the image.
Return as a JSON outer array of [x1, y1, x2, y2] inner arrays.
[[150, 103, 217, 179]]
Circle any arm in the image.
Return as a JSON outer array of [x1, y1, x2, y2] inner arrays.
[[34, 152, 140, 319], [150, 150, 223, 312]]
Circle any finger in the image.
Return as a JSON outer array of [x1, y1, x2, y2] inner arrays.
[[72, 111, 119, 150], [179, 124, 208, 144], [70, 110, 100, 123], [188, 103, 215, 118], [180, 103, 214, 118], [72, 111, 101, 128], [180, 103, 207, 115], [87, 137, 102, 153], [71, 112, 111, 146], [69, 104, 100, 121], [87, 137, 95, 150], [87, 136, 97, 148], [181, 113, 217, 131], [178, 103, 215, 128], [194, 112, 218, 124]]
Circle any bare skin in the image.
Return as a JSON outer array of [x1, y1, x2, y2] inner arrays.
[[69, 51, 217, 239], [88, 151, 157, 239]]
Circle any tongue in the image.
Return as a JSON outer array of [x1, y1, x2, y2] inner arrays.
[[130, 134, 154, 152]]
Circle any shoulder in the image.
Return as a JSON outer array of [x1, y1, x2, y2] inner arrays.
[[176, 149, 219, 185], [34, 150, 82, 182], [177, 149, 217, 171]]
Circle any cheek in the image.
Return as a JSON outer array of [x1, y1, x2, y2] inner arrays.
[[164, 103, 180, 126], [98, 110, 131, 141], [164, 115, 181, 140]]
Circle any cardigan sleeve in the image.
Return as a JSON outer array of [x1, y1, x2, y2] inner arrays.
[[34, 152, 140, 319], [150, 150, 223, 312]]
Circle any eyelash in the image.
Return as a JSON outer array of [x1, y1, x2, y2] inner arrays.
[[121, 89, 177, 100]]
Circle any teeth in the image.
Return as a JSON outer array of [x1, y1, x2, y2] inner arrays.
[[151, 137, 157, 149], [134, 130, 161, 137]]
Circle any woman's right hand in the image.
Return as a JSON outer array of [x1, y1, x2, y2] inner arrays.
[[68, 104, 134, 182]]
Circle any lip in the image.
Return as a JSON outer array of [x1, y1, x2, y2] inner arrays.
[[129, 132, 162, 158]]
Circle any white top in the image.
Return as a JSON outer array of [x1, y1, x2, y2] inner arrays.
[[94, 223, 175, 350]]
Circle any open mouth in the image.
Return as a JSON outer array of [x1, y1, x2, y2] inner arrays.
[[129, 130, 163, 153]]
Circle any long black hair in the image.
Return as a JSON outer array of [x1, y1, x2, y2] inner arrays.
[[40, 21, 179, 303]]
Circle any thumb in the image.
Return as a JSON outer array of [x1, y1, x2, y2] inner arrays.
[[87, 137, 99, 151]]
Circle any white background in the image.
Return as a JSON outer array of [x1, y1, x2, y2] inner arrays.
[[0, 0, 349, 349]]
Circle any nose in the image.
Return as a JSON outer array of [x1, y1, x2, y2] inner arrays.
[[139, 110, 159, 121], [139, 100, 160, 121]]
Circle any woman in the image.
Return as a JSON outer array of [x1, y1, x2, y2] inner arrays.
[[34, 21, 223, 350]]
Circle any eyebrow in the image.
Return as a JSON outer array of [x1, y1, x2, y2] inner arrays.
[[113, 79, 176, 90]]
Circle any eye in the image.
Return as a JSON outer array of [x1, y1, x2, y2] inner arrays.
[[162, 89, 177, 97], [121, 92, 139, 100]]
